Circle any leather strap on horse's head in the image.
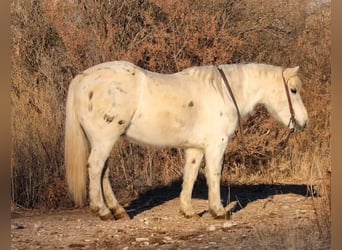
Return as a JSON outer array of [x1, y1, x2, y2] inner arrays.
[[281, 68, 296, 132]]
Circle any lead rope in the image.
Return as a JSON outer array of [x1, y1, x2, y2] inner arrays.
[[216, 67, 244, 141], [216, 66, 296, 161]]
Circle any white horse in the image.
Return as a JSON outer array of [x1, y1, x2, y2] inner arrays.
[[64, 61, 308, 220]]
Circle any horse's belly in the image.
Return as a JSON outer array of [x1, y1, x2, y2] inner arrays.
[[125, 110, 196, 147]]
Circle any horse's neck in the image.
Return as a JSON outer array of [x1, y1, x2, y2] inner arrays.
[[229, 69, 266, 118]]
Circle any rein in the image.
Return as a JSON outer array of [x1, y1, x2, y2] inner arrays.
[[216, 66, 296, 160]]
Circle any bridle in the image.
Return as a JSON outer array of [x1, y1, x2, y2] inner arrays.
[[216, 66, 296, 159], [281, 68, 297, 132]]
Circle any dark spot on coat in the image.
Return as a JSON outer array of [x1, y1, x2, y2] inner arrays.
[[188, 101, 194, 107], [104, 114, 115, 123], [89, 91, 93, 100], [220, 112, 223, 116], [191, 159, 196, 164], [116, 87, 126, 93], [118, 120, 125, 125], [88, 102, 93, 112], [131, 72, 135, 76], [98, 67, 112, 71]]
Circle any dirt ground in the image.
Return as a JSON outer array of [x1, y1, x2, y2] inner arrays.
[[11, 183, 330, 249]]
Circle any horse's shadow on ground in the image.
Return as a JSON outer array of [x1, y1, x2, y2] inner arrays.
[[126, 177, 312, 218]]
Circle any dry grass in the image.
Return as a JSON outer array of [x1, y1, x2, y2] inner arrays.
[[11, 0, 330, 245]]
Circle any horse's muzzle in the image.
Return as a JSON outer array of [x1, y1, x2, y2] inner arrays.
[[293, 120, 308, 132]]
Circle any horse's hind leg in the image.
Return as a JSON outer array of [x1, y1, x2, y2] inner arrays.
[[180, 148, 204, 218], [88, 143, 114, 220], [102, 167, 129, 220]]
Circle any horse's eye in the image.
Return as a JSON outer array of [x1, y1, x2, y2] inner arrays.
[[290, 88, 297, 94]]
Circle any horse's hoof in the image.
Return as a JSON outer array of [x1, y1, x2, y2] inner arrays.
[[209, 208, 229, 220], [98, 207, 114, 220], [90, 206, 100, 215], [213, 213, 230, 220], [179, 209, 200, 219], [185, 213, 200, 219], [99, 211, 114, 220], [114, 211, 130, 220], [113, 206, 130, 220]]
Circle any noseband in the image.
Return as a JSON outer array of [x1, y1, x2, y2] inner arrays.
[[216, 66, 297, 159]]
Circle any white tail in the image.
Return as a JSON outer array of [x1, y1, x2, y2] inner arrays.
[[64, 75, 89, 207]]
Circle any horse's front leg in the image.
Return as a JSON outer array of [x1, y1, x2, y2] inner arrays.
[[179, 148, 204, 218], [204, 138, 228, 219]]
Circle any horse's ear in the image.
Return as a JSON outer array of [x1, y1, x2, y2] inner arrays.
[[289, 66, 299, 74], [284, 66, 300, 78]]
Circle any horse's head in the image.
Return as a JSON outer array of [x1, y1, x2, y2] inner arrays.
[[265, 66, 308, 131]]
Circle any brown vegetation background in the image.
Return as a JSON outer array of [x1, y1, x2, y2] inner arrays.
[[11, 0, 330, 212]]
